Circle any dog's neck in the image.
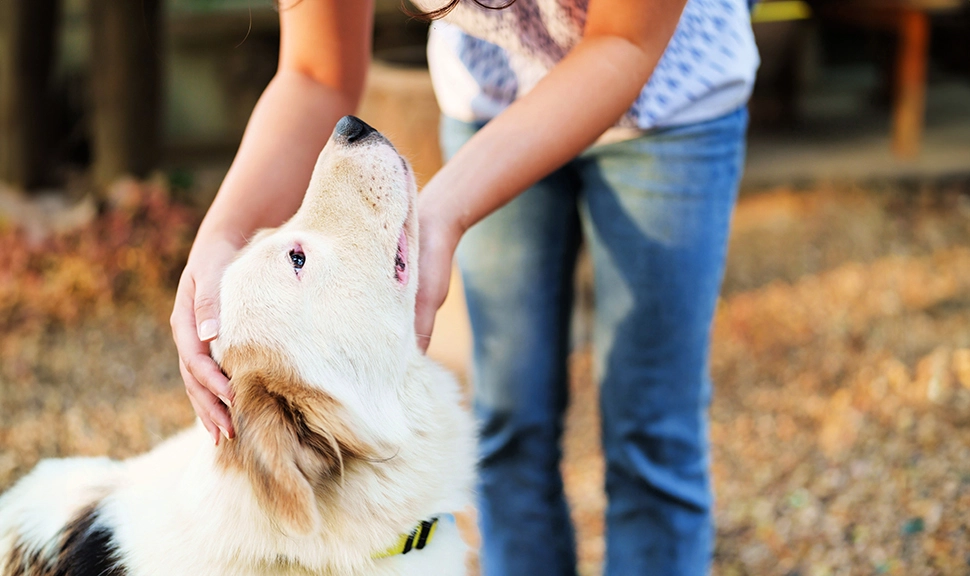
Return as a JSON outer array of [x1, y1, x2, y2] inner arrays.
[[213, 327, 418, 437], [185, 347, 471, 573]]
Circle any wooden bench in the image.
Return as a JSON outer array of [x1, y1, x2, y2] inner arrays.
[[812, 0, 965, 158]]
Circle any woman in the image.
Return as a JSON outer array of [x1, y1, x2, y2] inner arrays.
[[170, 0, 758, 574]]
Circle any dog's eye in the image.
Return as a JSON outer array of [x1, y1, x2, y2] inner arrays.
[[289, 249, 305, 270]]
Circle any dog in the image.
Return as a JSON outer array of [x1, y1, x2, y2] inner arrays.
[[0, 116, 476, 576]]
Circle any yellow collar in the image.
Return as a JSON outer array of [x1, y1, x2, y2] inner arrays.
[[372, 515, 446, 559]]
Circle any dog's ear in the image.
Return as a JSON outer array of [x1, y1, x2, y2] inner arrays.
[[218, 369, 370, 535]]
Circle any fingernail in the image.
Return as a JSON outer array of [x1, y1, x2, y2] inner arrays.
[[198, 319, 220, 342], [211, 428, 220, 446], [218, 425, 231, 442], [218, 395, 233, 409]]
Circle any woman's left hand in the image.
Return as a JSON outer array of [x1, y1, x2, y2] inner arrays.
[[414, 193, 464, 352]]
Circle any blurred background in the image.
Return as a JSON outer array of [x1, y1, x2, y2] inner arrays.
[[1, 1, 970, 574]]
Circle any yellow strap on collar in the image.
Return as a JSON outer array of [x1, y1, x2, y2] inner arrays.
[[372, 516, 441, 559]]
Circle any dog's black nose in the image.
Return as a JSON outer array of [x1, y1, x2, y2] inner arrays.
[[334, 115, 376, 144]]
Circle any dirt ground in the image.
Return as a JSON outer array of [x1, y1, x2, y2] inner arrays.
[[2, 180, 970, 575]]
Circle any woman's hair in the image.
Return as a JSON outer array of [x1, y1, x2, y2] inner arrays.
[[273, 0, 518, 21], [402, 0, 518, 21]]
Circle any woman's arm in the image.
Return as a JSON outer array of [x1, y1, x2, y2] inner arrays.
[[172, 0, 374, 444], [415, 0, 688, 350], [197, 1, 374, 246]]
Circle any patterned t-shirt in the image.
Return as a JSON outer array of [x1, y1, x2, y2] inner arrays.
[[420, 0, 760, 131]]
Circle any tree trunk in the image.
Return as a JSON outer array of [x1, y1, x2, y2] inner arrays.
[[89, 0, 162, 187], [0, 0, 60, 190]]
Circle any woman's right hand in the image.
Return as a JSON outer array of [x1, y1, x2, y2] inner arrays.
[[171, 235, 240, 445]]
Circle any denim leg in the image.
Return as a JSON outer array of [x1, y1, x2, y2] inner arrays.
[[440, 117, 583, 576], [576, 108, 748, 576]]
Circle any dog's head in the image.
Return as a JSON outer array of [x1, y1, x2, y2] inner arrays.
[[215, 115, 418, 373], [211, 117, 419, 534]]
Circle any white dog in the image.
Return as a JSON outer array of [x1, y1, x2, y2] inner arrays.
[[0, 116, 476, 576]]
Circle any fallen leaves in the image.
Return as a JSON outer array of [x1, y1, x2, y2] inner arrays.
[[563, 184, 970, 576], [2, 182, 970, 576]]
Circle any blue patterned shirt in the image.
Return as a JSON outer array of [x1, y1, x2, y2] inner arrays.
[[422, 0, 759, 131]]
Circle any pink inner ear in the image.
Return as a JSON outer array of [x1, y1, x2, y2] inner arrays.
[[394, 229, 409, 286]]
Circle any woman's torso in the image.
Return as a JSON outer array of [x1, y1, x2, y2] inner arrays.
[[418, 0, 760, 132]]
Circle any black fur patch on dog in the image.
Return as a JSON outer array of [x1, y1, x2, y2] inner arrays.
[[4, 504, 126, 576]]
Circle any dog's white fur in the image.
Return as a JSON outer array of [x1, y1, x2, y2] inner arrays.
[[0, 119, 476, 576]]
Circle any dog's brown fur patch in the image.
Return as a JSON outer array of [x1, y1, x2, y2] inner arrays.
[[3, 540, 34, 576], [3, 504, 126, 576], [217, 346, 372, 534]]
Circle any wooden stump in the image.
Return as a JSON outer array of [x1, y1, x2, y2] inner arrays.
[[0, 0, 60, 190], [89, 0, 162, 187]]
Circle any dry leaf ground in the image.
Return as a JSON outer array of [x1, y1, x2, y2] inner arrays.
[[2, 181, 969, 575]]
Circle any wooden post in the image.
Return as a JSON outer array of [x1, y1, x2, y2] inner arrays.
[[0, 0, 60, 190], [892, 8, 930, 159], [89, 0, 162, 187]]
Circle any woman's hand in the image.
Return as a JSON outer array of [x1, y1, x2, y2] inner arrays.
[[170, 236, 240, 445], [414, 193, 465, 352]]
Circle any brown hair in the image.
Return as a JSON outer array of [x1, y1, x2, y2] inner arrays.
[[273, 0, 518, 22], [402, 0, 518, 21]]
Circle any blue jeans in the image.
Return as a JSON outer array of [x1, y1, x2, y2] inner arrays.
[[440, 108, 748, 576]]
